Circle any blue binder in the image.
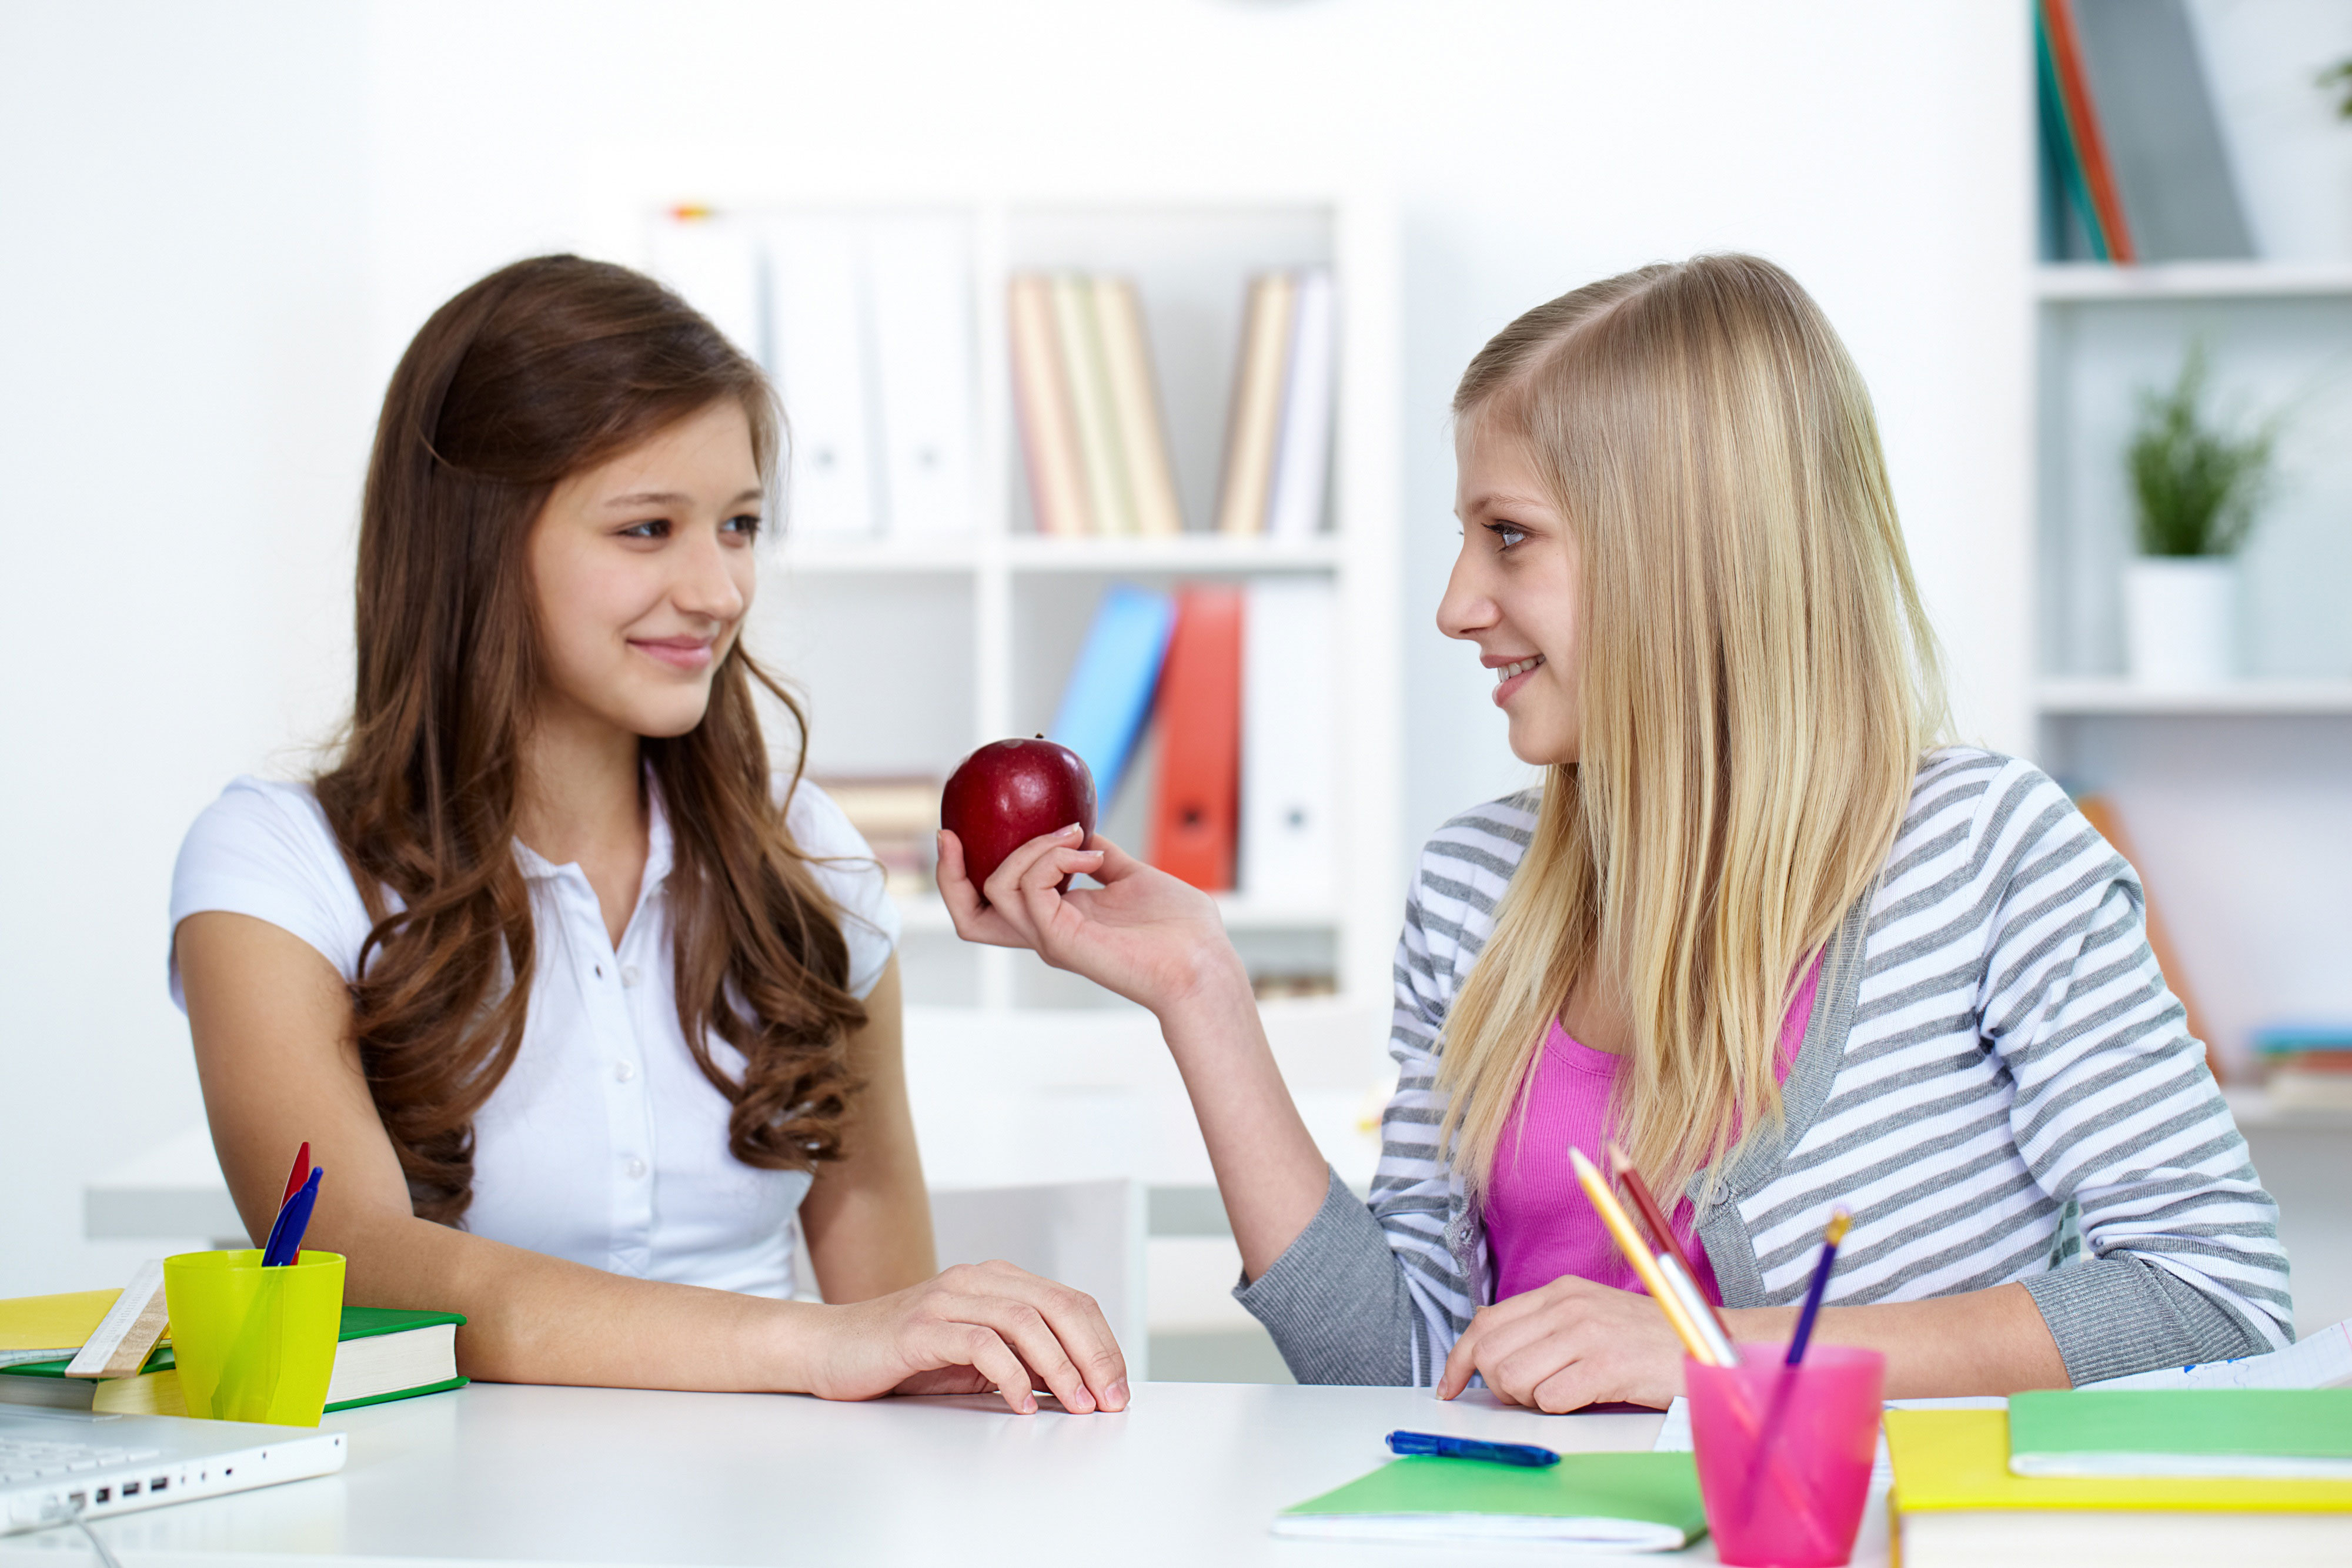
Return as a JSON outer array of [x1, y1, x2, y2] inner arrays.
[[1049, 584, 1177, 806]]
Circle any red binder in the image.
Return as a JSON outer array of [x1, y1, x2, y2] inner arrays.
[[1148, 586, 1243, 891]]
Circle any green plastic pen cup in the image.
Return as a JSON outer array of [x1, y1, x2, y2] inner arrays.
[[161, 1249, 345, 1426]]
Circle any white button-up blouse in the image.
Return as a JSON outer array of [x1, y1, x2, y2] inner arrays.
[[168, 775, 899, 1299]]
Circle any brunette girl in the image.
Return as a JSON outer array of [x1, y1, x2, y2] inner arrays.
[[941, 253, 2289, 1408], [173, 256, 1125, 1414]]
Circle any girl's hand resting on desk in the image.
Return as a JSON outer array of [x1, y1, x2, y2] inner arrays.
[[936, 826, 1244, 1014], [807, 1260, 1130, 1415], [1436, 1276, 1690, 1413]]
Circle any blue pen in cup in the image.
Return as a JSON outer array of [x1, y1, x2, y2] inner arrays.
[[1387, 1430, 1560, 1468]]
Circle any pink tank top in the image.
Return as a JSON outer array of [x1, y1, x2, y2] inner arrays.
[[1484, 952, 1824, 1305]]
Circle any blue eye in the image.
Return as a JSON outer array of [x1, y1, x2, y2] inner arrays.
[[1485, 521, 1526, 551]]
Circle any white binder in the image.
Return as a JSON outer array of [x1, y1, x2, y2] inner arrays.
[[867, 213, 978, 536], [1240, 576, 1338, 905], [765, 214, 876, 537], [646, 212, 766, 369], [1264, 268, 1335, 539]]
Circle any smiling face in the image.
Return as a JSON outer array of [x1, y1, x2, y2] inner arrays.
[[1437, 412, 1584, 767], [526, 397, 763, 744]]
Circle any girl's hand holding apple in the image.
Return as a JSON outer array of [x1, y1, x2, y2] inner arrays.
[[934, 824, 1246, 1018]]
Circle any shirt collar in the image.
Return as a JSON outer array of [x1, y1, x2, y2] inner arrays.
[[511, 769, 675, 892]]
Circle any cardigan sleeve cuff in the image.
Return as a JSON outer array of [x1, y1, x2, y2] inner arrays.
[[2022, 1253, 2275, 1386], [1230, 1167, 1422, 1386]]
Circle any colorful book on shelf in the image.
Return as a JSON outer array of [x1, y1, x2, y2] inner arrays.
[[2255, 1021, 2352, 1109], [1048, 584, 1177, 807], [1007, 273, 1091, 537], [2036, 0, 2134, 263], [1886, 1407, 2352, 1567], [1090, 276, 1184, 537], [2033, 6, 2106, 262], [1148, 585, 1243, 890], [2008, 1390, 2352, 1480], [2064, 0, 2253, 263], [0, 1305, 466, 1416], [1051, 273, 1135, 536], [1215, 272, 1297, 536], [813, 775, 942, 898], [1272, 1452, 1706, 1549]]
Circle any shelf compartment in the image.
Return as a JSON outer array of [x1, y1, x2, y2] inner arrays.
[[2036, 262, 2352, 302], [2038, 679, 2352, 716]]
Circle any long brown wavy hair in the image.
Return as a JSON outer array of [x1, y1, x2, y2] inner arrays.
[[315, 253, 868, 1225]]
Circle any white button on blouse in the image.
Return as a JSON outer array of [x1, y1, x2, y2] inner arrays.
[[168, 774, 899, 1300]]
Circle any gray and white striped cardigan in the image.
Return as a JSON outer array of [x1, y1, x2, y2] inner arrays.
[[1234, 748, 2293, 1386]]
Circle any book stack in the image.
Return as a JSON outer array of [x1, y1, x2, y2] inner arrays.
[[813, 777, 941, 900], [1047, 577, 1335, 906], [649, 209, 979, 539], [1007, 272, 1185, 538], [2256, 1022, 2352, 1109], [0, 1300, 465, 1417], [1887, 1393, 2352, 1566], [1215, 269, 1335, 538], [2034, 0, 2253, 263]]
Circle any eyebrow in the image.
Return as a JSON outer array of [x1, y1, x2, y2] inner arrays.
[[1459, 490, 1553, 517], [601, 487, 764, 509]]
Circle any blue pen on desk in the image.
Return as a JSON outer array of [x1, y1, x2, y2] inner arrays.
[[1387, 1430, 1559, 1468], [260, 1167, 323, 1266]]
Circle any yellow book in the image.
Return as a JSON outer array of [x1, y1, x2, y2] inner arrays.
[[1050, 273, 1133, 536], [1886, 1408, 2352, 1567], [0, 1290, 123, 1366], [1214, 272, 1295, 536]]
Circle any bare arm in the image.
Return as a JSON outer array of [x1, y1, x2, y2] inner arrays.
[[937, 828, 1329, 1280], [176, 911, 1126, 1411], [798, 960, 936, 1302]]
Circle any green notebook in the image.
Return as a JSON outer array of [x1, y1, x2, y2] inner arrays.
[[2009, 1390, 2352, 1480], [1273, 1452, 1707, 1549], [0, 1306, 466, 1416]]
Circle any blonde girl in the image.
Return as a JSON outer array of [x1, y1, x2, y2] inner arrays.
[[939, 253, 2290, 1408]]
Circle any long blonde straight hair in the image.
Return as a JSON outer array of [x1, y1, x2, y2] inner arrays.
[[1438, 255, 1949, 1211]]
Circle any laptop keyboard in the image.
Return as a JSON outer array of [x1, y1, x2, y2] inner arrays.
[[0, 1437, 164, 1486]]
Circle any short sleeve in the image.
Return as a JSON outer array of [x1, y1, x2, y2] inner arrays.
[[168, 777, 379, 1010], [782, 780, 901, 1001]]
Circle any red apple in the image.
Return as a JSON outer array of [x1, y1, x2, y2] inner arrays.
[[941, 737, 1098, 900]]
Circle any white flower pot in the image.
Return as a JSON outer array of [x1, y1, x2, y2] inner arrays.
[[2123, 556, 2237, 687]]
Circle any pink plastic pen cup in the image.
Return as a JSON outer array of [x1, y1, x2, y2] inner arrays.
[[1686, 1343, 1883, 1568]]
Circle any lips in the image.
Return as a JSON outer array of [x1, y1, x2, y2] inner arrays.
[[1489, 652, 1545, 708], [630, 637, 716, 672]]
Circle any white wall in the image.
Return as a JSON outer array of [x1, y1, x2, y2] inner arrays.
[[10, 0, 2265, 1295], [0, 4, 373, 1295]]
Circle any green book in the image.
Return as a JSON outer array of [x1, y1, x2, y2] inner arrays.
[[1273, 1453, 1706, 1549], [0, 1306, 466, 1416], [2009, 1390, 2352, 1480]]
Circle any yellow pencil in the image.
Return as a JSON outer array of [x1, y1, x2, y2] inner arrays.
[[1566, 1146, 1726, 1368]]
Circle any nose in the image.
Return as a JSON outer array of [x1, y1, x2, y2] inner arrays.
[[1435, 531, 1496, 643], [672, 526, 748, 625]]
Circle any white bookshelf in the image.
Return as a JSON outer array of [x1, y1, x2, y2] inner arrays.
[[2031, 261, 2352, 1076], [609, 188, 1403, 1032]]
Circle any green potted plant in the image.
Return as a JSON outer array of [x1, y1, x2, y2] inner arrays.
[[2122, 343, 2279, 686]]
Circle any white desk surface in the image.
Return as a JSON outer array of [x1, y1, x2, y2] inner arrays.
[[1, 1380, 1895, 1566]]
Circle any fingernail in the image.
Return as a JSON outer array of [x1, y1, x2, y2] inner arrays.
[[1021, 1394, 1037, 1415], [1107, 1379, 1128, 1408], [1061, 823, 1083, 837]]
